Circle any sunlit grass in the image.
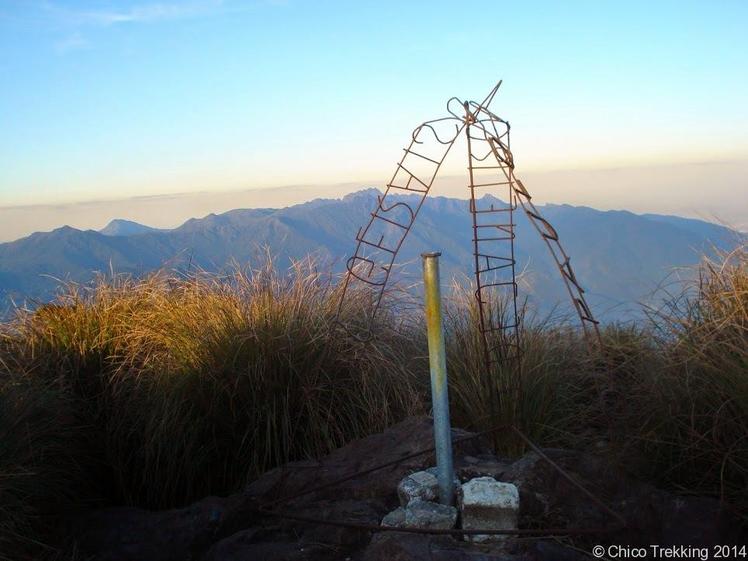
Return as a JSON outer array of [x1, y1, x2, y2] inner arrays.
[[445, 246, 747, 517], [0, 247, 745, 558], [0, 257, 425, 557]]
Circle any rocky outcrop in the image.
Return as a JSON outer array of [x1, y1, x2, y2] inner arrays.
[[71, 416, 742, 561], [398, 471, 440, 505]]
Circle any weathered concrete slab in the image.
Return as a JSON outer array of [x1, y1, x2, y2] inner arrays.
[[458, 477, 519, 543]]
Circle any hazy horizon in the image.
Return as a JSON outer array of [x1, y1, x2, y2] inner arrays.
[[1, 157, 746, 243]]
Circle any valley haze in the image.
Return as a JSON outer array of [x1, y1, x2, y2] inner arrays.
[[2, 159, 747, 244]]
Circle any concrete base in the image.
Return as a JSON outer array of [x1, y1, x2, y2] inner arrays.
[[458, 477, 519, 542]]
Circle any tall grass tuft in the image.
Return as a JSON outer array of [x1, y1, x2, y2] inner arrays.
[[1, 257, 425, 515], [443, 284, 602, 454], [619, 246, 748, 510], [445, 246, 747, 516]]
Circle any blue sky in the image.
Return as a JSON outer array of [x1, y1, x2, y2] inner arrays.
[[1, 0, 747, 208]]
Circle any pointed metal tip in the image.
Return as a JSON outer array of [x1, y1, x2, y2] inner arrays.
[[483, 80, 503, 110]]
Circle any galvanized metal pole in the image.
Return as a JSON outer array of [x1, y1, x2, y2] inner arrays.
[[421, 251, 455, 505]]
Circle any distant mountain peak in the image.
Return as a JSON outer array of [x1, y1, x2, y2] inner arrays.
[[31, 225, 81, 239], [342, 188, 382, 201], [100, 219, 162, 237]]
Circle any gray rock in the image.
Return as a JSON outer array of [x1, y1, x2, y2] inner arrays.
[[425, 466, 462, 488], [381, 506, 406, 528], [404, 499, 457, 530], [458, 477, 519, 543], [397, 470, 439, 505]]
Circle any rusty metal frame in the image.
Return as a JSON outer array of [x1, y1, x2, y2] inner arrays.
[[464, 95, 522, 373], [334, 116, 463, 325], [318, 83, 613, 545], [465, 94, 602, 350], [336, 80, 601, 361], [334, 86, 502, 330]]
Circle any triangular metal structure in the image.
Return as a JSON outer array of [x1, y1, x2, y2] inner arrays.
[[336, 81, 601, 375]]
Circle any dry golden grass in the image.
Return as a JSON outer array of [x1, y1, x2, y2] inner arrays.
[[0, 247, 745, 558], [618, 246, 748, 505], [445, 246, 747, 517], [0, 258, 425, 557]]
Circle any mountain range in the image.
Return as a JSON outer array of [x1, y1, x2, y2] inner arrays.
[[0, 189, 741, 321]]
